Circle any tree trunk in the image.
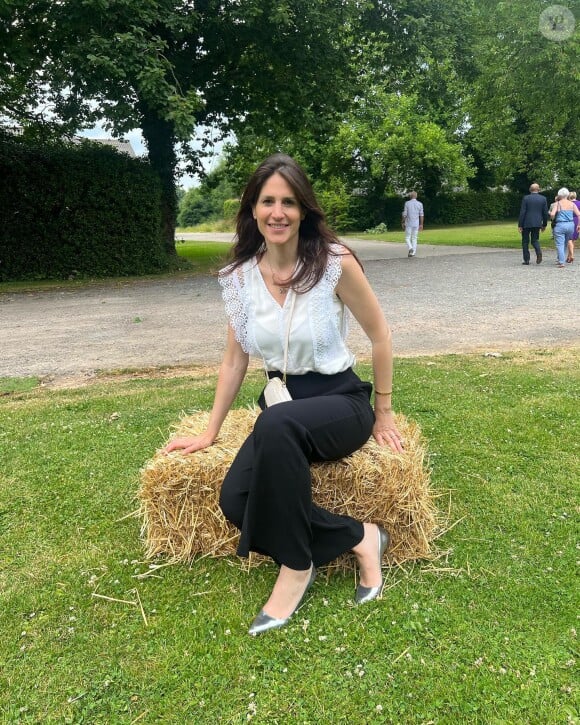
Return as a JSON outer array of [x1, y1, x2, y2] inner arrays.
[[140, 105, 178, 257]]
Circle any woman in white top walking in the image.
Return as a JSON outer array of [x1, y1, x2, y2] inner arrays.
[[164, 154, 404, 634]]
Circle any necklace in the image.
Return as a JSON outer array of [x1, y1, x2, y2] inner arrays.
[[265, 254, 297, 295]]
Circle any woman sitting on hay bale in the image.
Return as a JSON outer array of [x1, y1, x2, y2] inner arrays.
[[164, 154, 404, 635]]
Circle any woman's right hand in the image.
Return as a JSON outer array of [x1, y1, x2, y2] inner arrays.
[[162, 431, 216, 456]]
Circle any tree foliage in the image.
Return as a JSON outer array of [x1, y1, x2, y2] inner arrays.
[[466, 0, 580, 192], [178, 161, 238, 227], [321, 91, 474, 197], [1, 0, 371, 252]]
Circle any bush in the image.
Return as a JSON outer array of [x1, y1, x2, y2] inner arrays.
[[365, 222, 388, 234], [222, 198, 240, 223], [337, 189, 523, 231], [316, 181, 358, 232], [0, 132, 168, 281]]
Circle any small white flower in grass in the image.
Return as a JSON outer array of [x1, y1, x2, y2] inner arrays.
[[318, 635, 327, 641], [375, 705, 383, 712], [499, 667, 507, 675], [473, 657, 484, 668], [301, 619, 310, 631], [282, 668, 288, 673], [21, 631, 26, 637], [225, 629, 231, 636], [529, 667, 536, 676], [322, 598, 329, 606], [412, 603, 419, 611], [345, 671, 353, 678]]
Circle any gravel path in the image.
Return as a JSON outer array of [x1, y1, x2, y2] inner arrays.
[[1, 236, 578, 385]]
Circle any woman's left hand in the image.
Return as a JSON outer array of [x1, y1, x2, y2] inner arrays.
[[373, 410, 405, 453]]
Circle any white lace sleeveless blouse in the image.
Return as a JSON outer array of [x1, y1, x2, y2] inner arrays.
[[218, 246, 355, 375]]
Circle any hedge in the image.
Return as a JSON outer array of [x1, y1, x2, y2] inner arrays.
[[335, 190, 525, 232], [0, 133, 168, 281]]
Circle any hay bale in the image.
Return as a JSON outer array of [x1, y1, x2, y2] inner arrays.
[[138, 407, 438, 569]]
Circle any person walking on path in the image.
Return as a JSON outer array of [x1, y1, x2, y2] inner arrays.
[[550, 187, 580, 268], [518, 183, 548, 265], [402, 191, 424, 258]]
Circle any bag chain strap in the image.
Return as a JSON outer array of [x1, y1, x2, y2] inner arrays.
[[264, 290, 297, 386]]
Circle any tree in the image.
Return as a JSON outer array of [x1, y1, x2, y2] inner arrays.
[[178, 160, 237, 227], [465, 0, 580, 191], [320, 91, 474, 198], [222, 0, 478, 197], [1, 0, 369, 255]]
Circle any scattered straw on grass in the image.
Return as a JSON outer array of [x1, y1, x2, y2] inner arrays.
[[138, 407, 441, 571]]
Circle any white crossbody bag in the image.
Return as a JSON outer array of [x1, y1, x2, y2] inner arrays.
[[263, 291, 296, 407]]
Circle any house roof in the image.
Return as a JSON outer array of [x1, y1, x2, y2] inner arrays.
[[79, 138, 137, 157]]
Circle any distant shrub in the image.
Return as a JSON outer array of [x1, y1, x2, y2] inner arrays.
[[365, 222, 388, 234], [222, 198, 240, 222]]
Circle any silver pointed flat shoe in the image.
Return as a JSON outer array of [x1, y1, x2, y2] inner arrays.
[[355, 526, 390, 605], [248, 565, 317, 636]]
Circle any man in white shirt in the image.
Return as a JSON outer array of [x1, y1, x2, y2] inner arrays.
[[402, 191, 424, 257]]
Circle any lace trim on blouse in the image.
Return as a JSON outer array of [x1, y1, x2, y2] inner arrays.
[[218, 245, 349, 362], [219, 262, 253, 353]]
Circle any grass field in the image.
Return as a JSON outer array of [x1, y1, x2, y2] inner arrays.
[[347, 221, 552, 250], [1, 349, 578, 723]]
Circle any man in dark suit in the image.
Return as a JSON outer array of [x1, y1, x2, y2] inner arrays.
[[518, 183, 549, 265]]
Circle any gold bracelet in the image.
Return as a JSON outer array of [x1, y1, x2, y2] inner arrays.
[[374, 390, 392, 396]]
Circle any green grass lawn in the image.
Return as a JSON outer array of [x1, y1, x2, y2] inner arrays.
[[1, 350, 578, 723], [175, 240, 233, 274], [346, 221, 556, 250]]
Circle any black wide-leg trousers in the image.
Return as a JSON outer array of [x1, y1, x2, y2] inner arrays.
[[219, 369, 375, 570]]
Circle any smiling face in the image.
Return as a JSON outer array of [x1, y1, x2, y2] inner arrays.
[[252, 172, 304, 248]]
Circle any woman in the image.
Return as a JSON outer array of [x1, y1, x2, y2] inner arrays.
[[567, 191, 579, 263], [550, 188, 580, 267], [164, 154, 403, 635]]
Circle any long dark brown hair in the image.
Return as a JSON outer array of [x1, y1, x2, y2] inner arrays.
[[227, 153, 362, 292]]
